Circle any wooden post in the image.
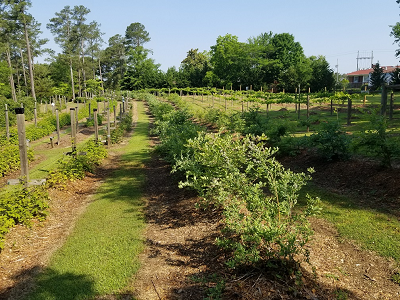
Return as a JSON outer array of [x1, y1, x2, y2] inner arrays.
[[5, 104, 10, 141], [70, 108, 76, 153], [56, 109, 60, 145], [94, 108, 99, 143], [390, 91, 394, 121], [113, 105, 116, 127], [307, 94, 310, 132], [75, 106, 79, 132], [107, 107, 111, 146], [297, 85, 301, 119], [15, 107, 29, 187], [88, 103, 91, 119], [347, 97, 352, 126], [381, 85, 388, 117], [34, 102, 37, 126], [50, 137, 54, 148]]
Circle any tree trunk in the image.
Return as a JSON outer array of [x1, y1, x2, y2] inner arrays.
[[20, 48, 28, 94], [81, 39, 87, 98], [98, 58, 104, 95], [24, 19, 36, 100], [6, 47, 17, 102], [69, 58, 75, 101]]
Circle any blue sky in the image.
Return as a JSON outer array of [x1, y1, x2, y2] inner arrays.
[[30, 0, 400, 75]]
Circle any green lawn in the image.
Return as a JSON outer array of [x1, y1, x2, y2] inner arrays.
[[27, 100, 150, 300]]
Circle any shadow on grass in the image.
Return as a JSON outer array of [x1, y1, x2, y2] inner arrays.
[[0, 266, 96, 300]]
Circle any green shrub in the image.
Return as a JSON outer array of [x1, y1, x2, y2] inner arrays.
[[0, 185, 49, 249], [174, 131, 319, 267], [309, 121, 351, 160], [353, 112, 400, 167]]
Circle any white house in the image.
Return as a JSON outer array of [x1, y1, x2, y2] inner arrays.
[[346, 65, 399, 89]]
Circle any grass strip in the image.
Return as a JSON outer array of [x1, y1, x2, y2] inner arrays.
[[302, 183, 400, 262], [27, 101, 150, 300]]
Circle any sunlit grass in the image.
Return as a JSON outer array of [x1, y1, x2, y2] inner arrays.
[[27, 101, 150, 299], [301, 183, 400, 262]]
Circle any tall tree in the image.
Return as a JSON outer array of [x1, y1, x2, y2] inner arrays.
[[369, 63, 385, 91], [390, 66, 400, 85], [101, 34, 126, 90], [120, 46, 162, 90], [180, 48, 210, 87], [210, 34, 249, 88], [308, 55, 335, 91], [47, 5, 77, 100], [124, 22, 150, 51]]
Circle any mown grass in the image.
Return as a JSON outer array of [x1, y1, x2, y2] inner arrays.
[[27, 101, 150, 300], [301, 183, 400, 262]]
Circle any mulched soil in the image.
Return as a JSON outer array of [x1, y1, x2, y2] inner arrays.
[[1, 107, 400, 299]]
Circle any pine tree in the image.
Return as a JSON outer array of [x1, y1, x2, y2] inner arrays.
[[369, 63, 385, 91]]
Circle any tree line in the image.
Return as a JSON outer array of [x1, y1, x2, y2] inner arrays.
[[3, 1, 396, 103]]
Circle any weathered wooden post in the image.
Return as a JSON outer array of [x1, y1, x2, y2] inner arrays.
[[5, 104, 10, 141], [75, 105, 79, 132], [107, 107, 111, 147], [34, 102, 37, 126], [347, 96, 352, 126], [113, 105, 116, 127], [94, 108, 99, 143], [307, 94, 310, 132], [70, 108, 76, 153], [390, 91, 394, 121], [56, 108, 60, 145], [297, 85, 301, 119], [119, 103, 122, 121], [381, 85, 388, 117], [50, 137, 54, 148], [15, 107, 29, 187]]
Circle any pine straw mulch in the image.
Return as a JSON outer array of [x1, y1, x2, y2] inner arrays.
[[0, 127, 400, 299], [130, 149, 400, 300]]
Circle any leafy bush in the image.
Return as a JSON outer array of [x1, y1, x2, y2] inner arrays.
[[353, 112, 400, 167], [0, 185, 49, 249], [309, 121, 351, 160], [174, 131, 319, 267], [46, 140, 107, 189]]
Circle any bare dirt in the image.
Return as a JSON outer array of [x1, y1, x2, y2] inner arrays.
[[0, 108, 400, 299]]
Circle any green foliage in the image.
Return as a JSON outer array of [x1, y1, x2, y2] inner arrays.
[[0, 144, 34, 176], [110, 112, 133, 144], [0, 185, 49, 250], [85, 113, 103, 127], [147, 94, 203, 162], [309, 121, 351, 160], [46, 140, 107, 189], [173, 131, 319, 267], [369, 63, 385, 91], [392, 272, 400, 285], [353, 111, 400, 167]]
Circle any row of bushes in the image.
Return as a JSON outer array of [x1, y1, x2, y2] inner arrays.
[[166, 93, 400, 167], [0, 139, 109, 250], [145, 93, 320, 269]]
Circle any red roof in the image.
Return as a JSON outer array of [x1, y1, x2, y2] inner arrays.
[[347, 66, 400, 76]]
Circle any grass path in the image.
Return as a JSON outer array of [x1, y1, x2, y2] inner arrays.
[[27, 101, 150, 300]]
